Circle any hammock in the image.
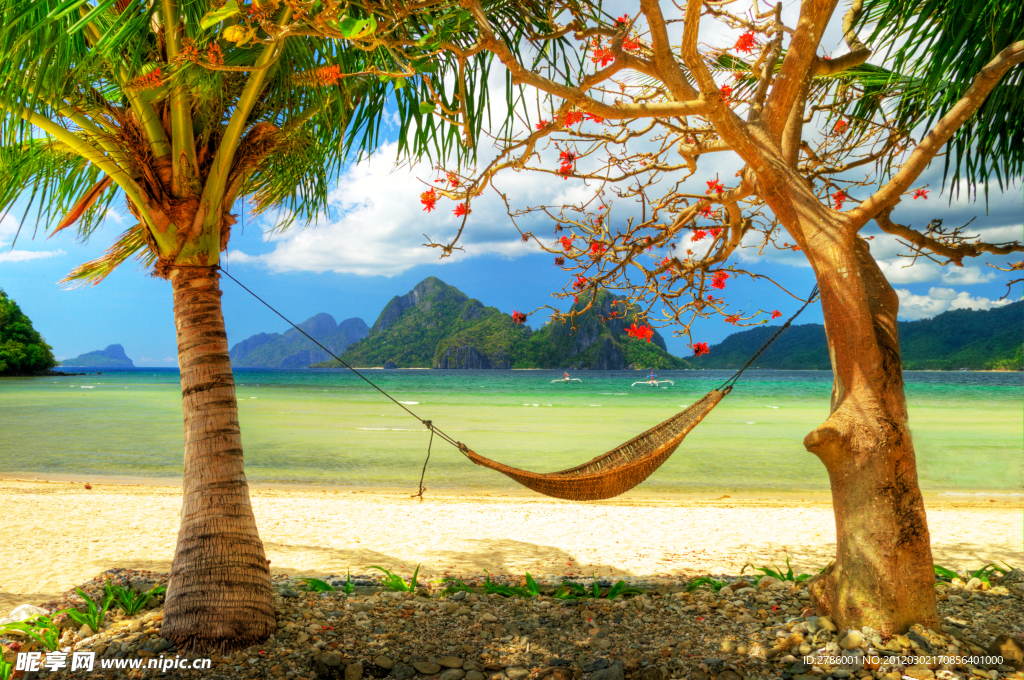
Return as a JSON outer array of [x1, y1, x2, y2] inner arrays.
[[459, 387, 729, 501], [218, 266, 817, 502]]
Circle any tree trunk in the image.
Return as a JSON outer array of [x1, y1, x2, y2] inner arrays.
[[160, 266, 275, 651], [802, 234, 939, 634]]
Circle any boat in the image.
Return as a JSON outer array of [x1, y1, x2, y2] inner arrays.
[[552, 371, 582, 383], [632, 370, 673, 387]]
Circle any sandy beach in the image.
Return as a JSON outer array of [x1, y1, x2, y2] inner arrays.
[[1, 477, 1021, 616]]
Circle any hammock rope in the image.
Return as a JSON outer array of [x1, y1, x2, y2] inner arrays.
[[217, 265, 818, 501]]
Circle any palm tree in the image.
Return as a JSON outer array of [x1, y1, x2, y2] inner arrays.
[[0, 0, 549, 650]]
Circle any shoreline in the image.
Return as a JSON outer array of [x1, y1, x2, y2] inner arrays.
[[1, 472, 1021, 506], [2, 478, 1021, 617]]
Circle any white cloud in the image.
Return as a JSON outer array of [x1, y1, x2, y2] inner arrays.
[[876, 259, 942, 284], [895, 287, 1012, 320], [940, 266, 996, 285], [0, 247, 65, 263]]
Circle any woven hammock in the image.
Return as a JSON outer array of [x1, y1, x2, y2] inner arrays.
[[458, 386, 731, 501]]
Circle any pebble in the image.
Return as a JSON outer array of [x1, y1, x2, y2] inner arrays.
[[841, 630, 864, 649]]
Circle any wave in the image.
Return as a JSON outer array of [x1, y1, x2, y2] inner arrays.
[[398, 401, 420, 405]]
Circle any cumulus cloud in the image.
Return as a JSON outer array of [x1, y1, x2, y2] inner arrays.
[[0, 248, 66, 264], [895, 287, 1012, 320]]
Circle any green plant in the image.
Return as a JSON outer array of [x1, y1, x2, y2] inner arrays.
[[104, 581, 166, 616], [479, 572, 534, 598], [440, 577, 475, 596], [604, 580, 644, 599], [685, 577, 729, 592], [0, 615, 61, 651], [343, 570, 356, 595], [369, 564, 421, 593], [62, 588, 113, 632], [1, 656, 12, 680], [299, 578, 336, 593], [967, 564, 1000, 587], [553, 578, 642, 600], [742, 555, 812, 583], [934, 565, 959, 582]]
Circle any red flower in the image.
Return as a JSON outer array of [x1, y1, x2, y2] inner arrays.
[[623, 36, 640, 52], [692, 230, 707, 242], [564, 110, 584, 126], [420, 188, 438, 212], [735, 31, 757, 54], [711, 271, 729, 290], [832, 190, 847, 210], [725, 314, 740, 325], [559, 150, 577, 163], [699, 205, 714, 218], [833, 119, 848, 134], [719, 84, 732, 104], [709, 228, 722, 238], [554, 256, 565, 266], [625, 322, 655, 342], [572, 275, 588, 291], [453, 202, 470, 217], [512, 311, 527, 324], [692, 342, 710, 357], [535, 119, 548, 130], [706, 178, 724, 194], [559, 236, 574, 252], [446, 172, 461, 187], [585, 112, 605, 124], [615, 14, 630, 25], [590, 243, 606, 256], [912, 188, 929, 200], [591, 49, 614, 67], [771, 310, 782, 319], [558, 163, 574, 179]]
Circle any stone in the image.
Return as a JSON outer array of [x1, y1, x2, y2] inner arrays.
[[988, 634, 1024, 671], [414, 662, 442, 675], [581, 659, 610, 673], [280, 587, 300, 598], [718, 587, 734, 598], [444, 603, 459, 614], [347, 663, 364, 680], [904, 670, 934, 680], [482, 613, 498, 623], [452, 591, 468, 601], [758, 576, 782, 589], [818, 616, 838, 632], [392, 665, 417, 680], [465, 673, 485, 680], [714, 672, 740, 680], [79, 624, 96, 638], [506, 668, 530, 680], [590, 661, 624, 680], [790, 663, 812, 674], [841, 631, 865, 650], [640, 668, 665, 680], [438, 658, 464, 669], [7, 604, 49, 622], [152, 638, 174, 653], [834, 671, 852, 678], [376, 657, 396, 671], [440, 671, 466, 680], [965, 578, 983, 591], [906, 631, 934, 653]]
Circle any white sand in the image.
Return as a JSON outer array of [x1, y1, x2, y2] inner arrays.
[[1, 478, 1020, 616]]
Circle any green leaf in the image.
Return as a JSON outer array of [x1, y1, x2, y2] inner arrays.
[[199, 1, 239, 29], [338, 14, 376, 40]]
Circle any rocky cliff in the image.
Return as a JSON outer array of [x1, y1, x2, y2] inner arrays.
[[59, 344, 134, 368], [229, 314, 369, 368]]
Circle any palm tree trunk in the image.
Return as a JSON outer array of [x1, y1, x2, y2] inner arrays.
[[802, 235, 939, 634], [160, 266, 275, 651]]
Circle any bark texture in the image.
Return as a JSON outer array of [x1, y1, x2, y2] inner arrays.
[[161, 267, 275, 650]]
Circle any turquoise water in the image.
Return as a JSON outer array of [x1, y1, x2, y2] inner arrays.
[[0, 369, 1020, 494]]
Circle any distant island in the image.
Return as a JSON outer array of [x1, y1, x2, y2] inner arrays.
[[690, 300, 1023, 371], [229, 314, 369, 368], [314, 277, 684, 370], [59, 344, 135, 368]]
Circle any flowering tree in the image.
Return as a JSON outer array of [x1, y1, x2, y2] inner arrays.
[[0, 0, 552, 650], [422, 0, 1023, 632]]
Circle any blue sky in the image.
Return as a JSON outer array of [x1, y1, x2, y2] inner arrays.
[[1, 3, 1021, 366]]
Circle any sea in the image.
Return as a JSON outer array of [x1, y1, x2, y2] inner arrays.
[[0, 369, 1021, 496]]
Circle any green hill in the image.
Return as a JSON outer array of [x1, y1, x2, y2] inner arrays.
[[318, 277, 686, 369], [59, 344, 135, 368], [690, 300, 1023, 371], [229, 314, 368, 368], [0, 288, 57, 375]]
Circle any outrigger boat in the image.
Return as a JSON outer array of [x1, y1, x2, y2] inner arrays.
[[632, 370, 673, 387], [552, 371, 583, 383]]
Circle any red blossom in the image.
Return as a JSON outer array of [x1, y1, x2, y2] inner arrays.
[[625, 322, 655, 342], [772, 310, 782, 320], [725, 314, 740, 325], [564, 110, 585, 126], [832, 190, 848, 210], [692, 342, 710, 357], [590, 243, 606, 256], [559, 151, 577, 163], [623, 36, 640, 52], [699, 205, 715, 218], [591, 49, 614, 67], [446, 172, 461, 187], [912, 188, 929, 200], [558, 163, 574, 179], [692, 230, 707, 242], [719, 84, 732, 104], [535, 119, 548, 130], [512, 311, 527, 324], [734, 31, 757, 54], [420, 188, 438, 212], [453, 202, 470, 218], [127, 67, 164, 92], [559, 236, 574, 252], [833, 119, 848, 134], [585, 112, 605, 124], [709, 228, 722, 238], [706, 178, 725, 194], [711, 271, 729, 290], [572, 275, 588, 291], [615, 14, 630, 25]]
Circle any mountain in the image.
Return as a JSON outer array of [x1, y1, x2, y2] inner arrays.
[[322, 277, 686, 369], [0, 288, 57, 375], [59, 344, 134, 368], [229, 314, 369, 368], [689, 300, 1023, 371]]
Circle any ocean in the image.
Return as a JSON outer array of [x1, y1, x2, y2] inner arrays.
[[1, 368, 1020, 495]]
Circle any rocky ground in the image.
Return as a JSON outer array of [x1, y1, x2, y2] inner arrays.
[[2, 569, 1021, 680]]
